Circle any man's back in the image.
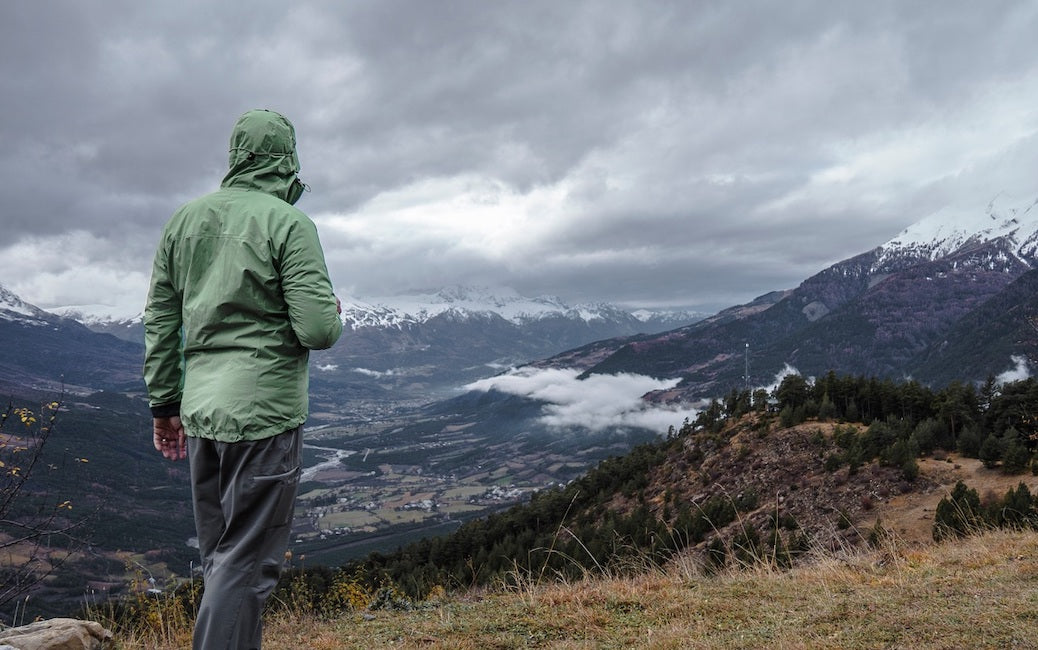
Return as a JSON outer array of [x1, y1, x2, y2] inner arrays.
[[144, 109, 342, 441]]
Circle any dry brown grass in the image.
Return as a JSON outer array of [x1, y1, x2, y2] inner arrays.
[[107, 527, 1038, 649]]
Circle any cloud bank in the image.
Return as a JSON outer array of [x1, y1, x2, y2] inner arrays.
[[465, 367, 699, 434]]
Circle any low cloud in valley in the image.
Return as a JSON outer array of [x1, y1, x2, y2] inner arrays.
[[465, 367, 699, 434]]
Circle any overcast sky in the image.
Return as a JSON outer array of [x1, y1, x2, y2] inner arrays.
[[3, 1, 1038, 318]]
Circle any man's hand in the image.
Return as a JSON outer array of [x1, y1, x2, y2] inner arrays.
[[153, 415, 187, 461], [336, 295, 342, 314]]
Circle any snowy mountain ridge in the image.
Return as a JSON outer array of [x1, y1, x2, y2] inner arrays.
[[340, 286, 701, 330], [0, 282, 53, 325], [875, 194, 1038, 269], [52, 306, 143, 328], [555, 195, 1038, 399], [0, 281, 703, 348]]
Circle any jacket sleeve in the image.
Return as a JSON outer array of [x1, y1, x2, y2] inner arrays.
[[279, 216, 343, 350], [143, 233, 185, 411]]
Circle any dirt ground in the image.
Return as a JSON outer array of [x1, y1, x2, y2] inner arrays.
[[864, 454, 1038, 545]]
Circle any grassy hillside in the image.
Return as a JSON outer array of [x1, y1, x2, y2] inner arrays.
[[111, 527, 1038, 649]]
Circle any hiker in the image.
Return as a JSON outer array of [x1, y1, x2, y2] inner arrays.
[[144, 109, 342, 649]]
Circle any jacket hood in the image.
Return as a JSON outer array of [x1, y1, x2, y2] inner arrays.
[[221, 109, 305, 204]]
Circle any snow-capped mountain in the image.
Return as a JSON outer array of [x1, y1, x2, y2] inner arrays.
[[541, 195, 1038, 399], [51, 306, 144, 343], [19, 278, 702, 409], [52, 305, 143, 327], [307, 286, 706, 411], [57, 284, 703, 347], [52, 283, 702, 337], [0, 282, 55, 325], [875, 195, 1038, 269], [0, 283, 143, 393], [339, 286, 701, 331]]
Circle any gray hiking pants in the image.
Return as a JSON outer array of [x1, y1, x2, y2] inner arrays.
[[188, 426, 302, 650]]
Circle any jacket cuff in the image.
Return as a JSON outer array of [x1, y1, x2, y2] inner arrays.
[[150, 402, 181, 418]]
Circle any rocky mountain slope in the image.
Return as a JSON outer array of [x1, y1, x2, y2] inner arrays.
[[0, 285, 142, 394], [531, 196, 1038, 403]]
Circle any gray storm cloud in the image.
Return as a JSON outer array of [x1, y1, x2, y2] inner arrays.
[[3, 1, 1038, 316]]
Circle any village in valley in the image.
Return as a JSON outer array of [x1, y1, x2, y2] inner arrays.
[[286, 417, 639, 564]]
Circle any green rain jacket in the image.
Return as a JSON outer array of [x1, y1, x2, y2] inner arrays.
[[144, 109, 343, 441]]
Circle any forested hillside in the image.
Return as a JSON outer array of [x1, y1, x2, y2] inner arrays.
[[278, 374, 1038, 604]]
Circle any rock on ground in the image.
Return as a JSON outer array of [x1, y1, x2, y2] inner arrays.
[[0, 618, 112, 650]]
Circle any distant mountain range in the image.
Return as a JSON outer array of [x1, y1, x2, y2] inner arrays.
[[534, 195, 1038, 404], [3, 283, 704, 411], [339, 285, 701, 331], [6, 194, 1038, 414], [306, 287, 705, 410]]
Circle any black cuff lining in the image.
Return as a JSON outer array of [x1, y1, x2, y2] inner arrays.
[[150, 402, 181, 418]]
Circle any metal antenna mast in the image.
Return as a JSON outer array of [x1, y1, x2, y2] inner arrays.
[[744, 342, 750, 391]]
